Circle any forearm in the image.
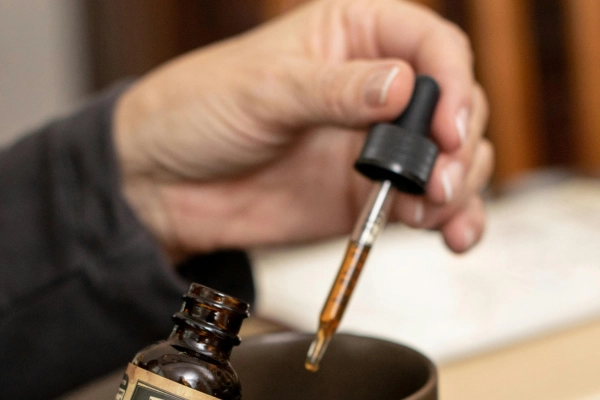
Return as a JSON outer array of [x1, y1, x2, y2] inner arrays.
[[0, 84, 199, 398]]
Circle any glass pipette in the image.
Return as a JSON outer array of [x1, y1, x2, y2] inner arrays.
[[305, 179, 394, 371], [305, 75, 441, 372]]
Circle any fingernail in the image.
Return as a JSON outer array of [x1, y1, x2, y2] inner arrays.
[[441, 162, 464, 203], [463, 227, 476, 249], [364, 66, 400, 106], [455, 107, 469, 144], [414, 200, 424, 225]]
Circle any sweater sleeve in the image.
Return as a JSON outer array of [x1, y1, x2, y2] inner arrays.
[[0, 84, 254, 399]]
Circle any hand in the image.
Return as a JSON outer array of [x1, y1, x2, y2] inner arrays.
[[114, 0, 493, 262]]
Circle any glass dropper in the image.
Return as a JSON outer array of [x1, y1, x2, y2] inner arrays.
[[304, 75, 441, 372], [305, 179, 394, 371]]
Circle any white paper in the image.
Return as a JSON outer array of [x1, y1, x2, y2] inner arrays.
[[251, 177, 600, 363]]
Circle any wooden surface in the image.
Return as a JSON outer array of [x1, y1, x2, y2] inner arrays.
[[439, 319, 600, 400]]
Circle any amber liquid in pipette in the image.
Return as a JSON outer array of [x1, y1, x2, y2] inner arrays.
[[305, 240, 370, 372]]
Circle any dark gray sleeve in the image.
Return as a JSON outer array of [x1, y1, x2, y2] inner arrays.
[[0, 85, 254, 399]]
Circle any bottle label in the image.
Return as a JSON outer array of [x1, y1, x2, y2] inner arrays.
[[116, 363, 220, 400]]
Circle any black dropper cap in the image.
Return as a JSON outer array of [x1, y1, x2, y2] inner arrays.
[[354, 75, 440, 194]]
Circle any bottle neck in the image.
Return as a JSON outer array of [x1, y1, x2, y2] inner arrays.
[[170, 283, 249, 363], [168, 325, 234, 362]]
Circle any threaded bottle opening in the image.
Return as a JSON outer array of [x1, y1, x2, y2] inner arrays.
[[173, 283, 250, 346]]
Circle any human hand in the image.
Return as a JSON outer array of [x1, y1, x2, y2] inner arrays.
[[114, 0, 493, 262]]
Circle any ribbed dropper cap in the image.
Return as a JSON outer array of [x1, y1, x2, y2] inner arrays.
[[354, 75, 440, 194]]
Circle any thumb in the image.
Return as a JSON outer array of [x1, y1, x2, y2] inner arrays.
[[286, 60, 415, 128]]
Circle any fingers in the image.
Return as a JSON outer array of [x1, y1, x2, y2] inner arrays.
[[391, 193, 486, 253], [287, 59, 416, 128], [393, 138, 493, 227], [426, 84, 489, 205], [442, 141, 493, 253], [441, 196, 486, 253], [390, 137, 493, 251]]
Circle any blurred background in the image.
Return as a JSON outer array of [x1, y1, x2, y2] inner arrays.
[[2, 1, 600, 400], [1, 0, 599, 186]]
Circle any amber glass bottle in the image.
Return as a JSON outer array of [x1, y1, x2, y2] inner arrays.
[[116, 283, 249, 400]]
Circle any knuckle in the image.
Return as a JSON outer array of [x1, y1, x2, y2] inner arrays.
[[319, 68, 348, 121], [445, 22, 474, 62]]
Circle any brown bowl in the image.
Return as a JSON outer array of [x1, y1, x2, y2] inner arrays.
[[232, 332, 437, 400]]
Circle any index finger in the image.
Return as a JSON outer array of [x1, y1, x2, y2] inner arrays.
[[347, 0, 476, 151]]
